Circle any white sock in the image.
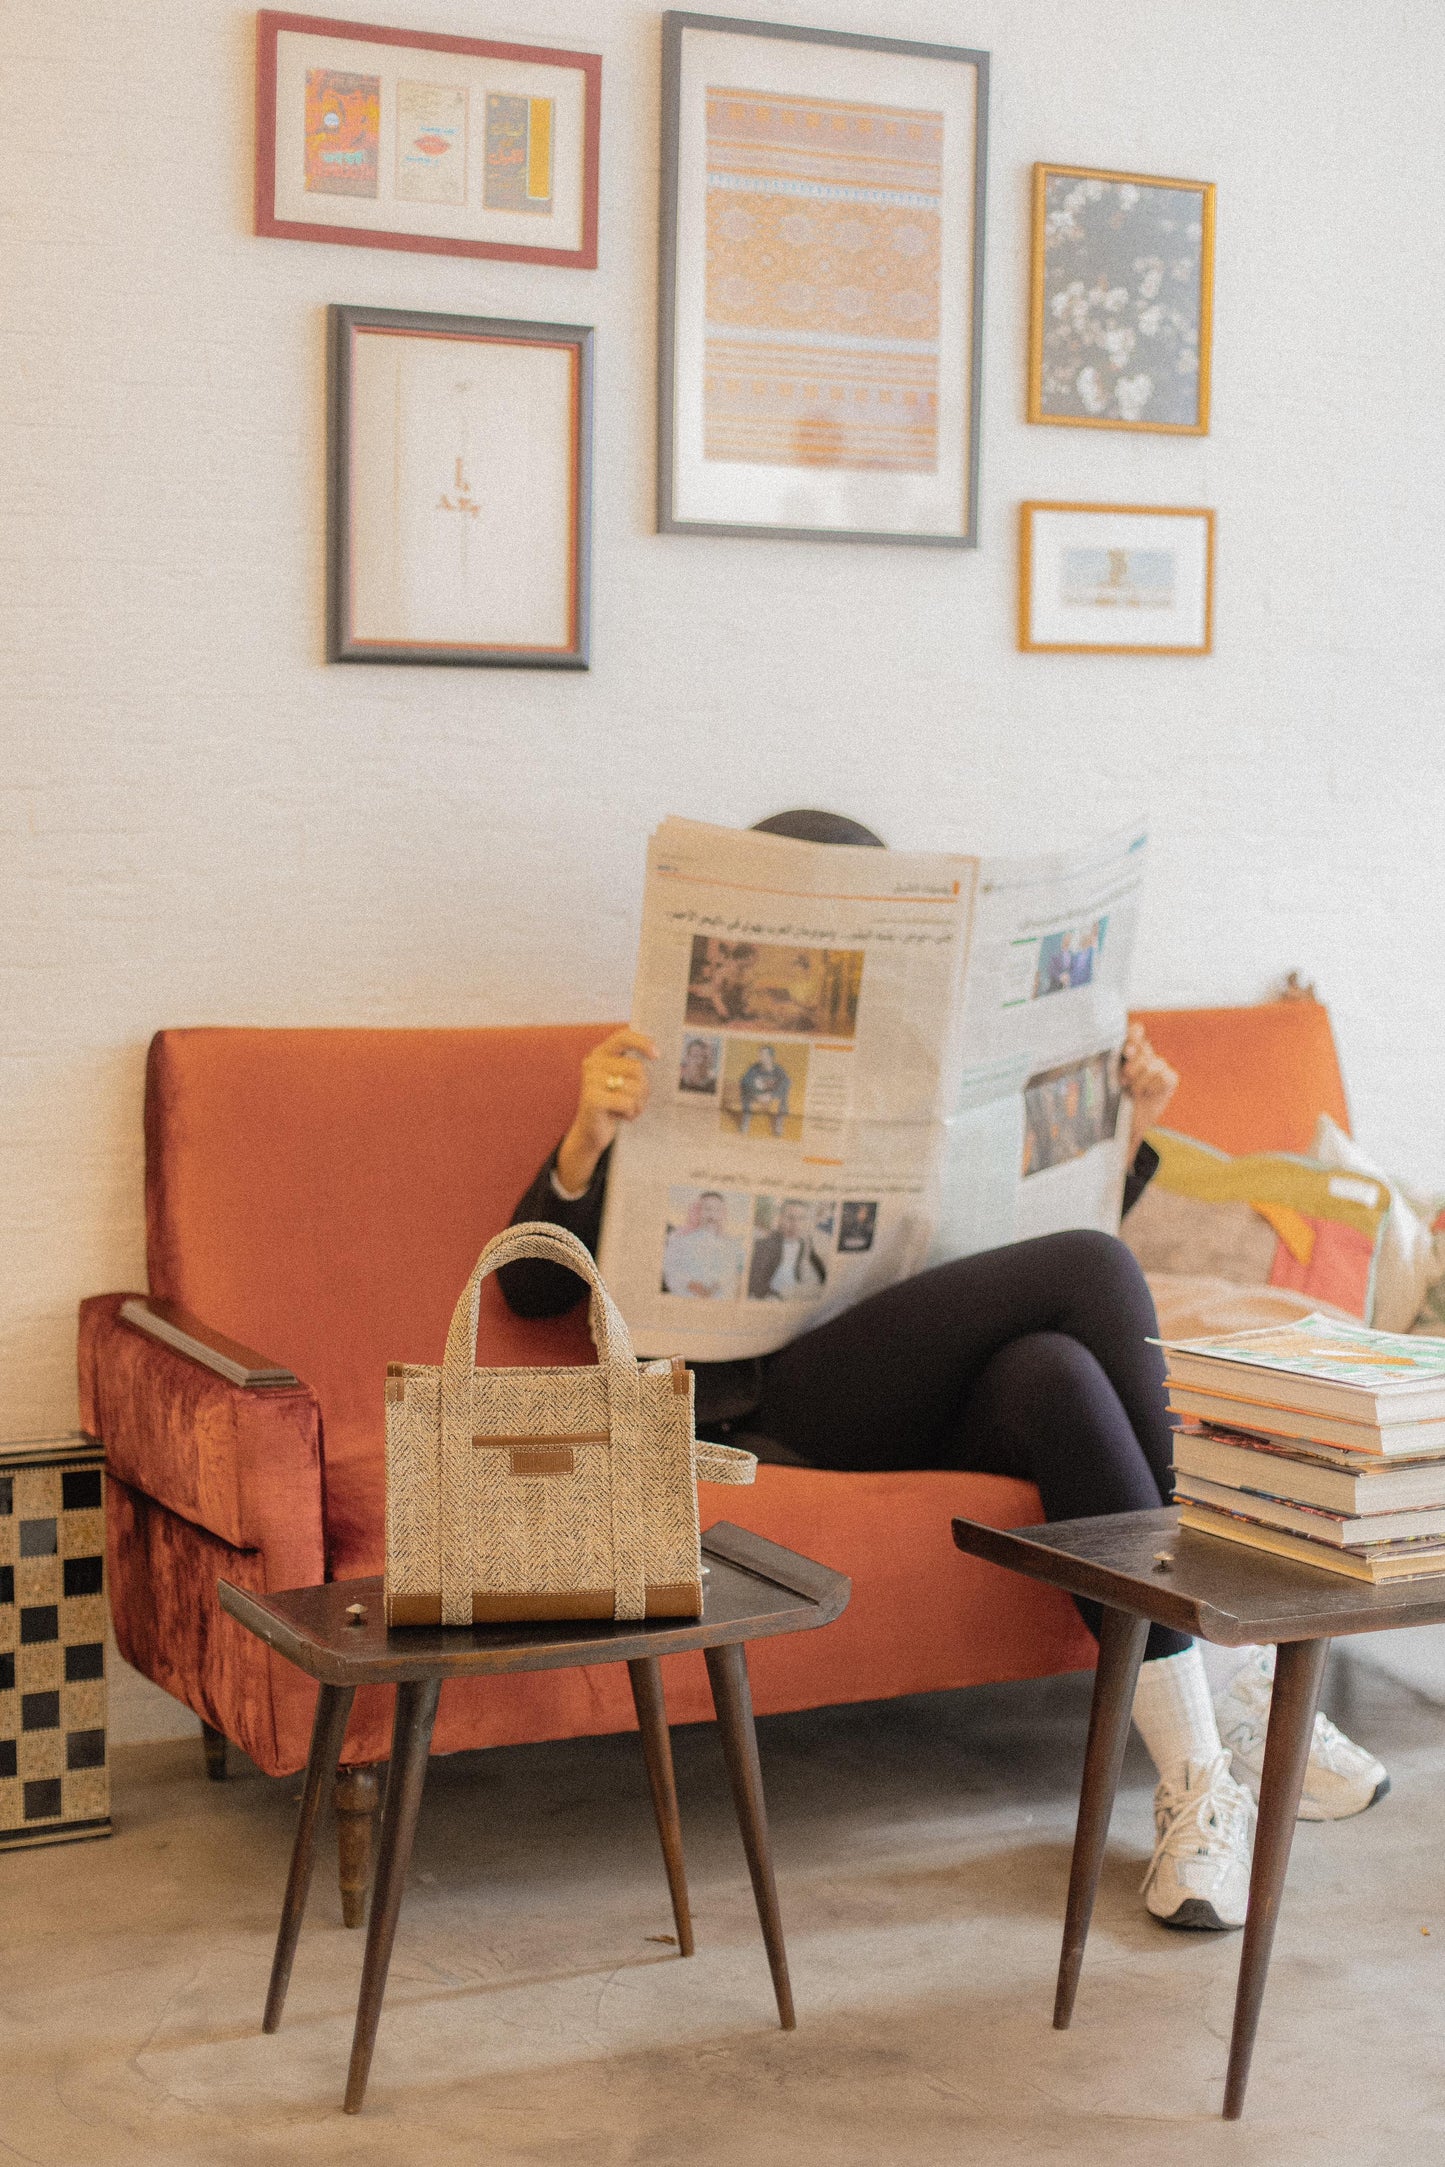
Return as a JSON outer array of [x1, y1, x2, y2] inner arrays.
[[1132, 1646, 1224, 1781], [1199, 1641, 1272, 1697]]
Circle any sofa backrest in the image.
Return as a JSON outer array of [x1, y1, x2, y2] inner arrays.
[[145, 1027, 605, 1458], [1128, 996, 1349, 1155], [143, 1001, 1349, 1470]]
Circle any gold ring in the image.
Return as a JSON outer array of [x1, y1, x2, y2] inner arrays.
[[606, 1073, 625, 1090]]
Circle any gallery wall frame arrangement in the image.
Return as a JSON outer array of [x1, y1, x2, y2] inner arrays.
[[1028, 163, 1215, 434], [256, 10, 602, 267], [657, 11, 989, 546], [1019, 502, 1215, 656], [327, 304, 593, 668]]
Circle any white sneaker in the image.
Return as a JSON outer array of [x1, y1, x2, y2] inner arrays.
[[1143, 1752, 1256, 1931], [1214, 1649, 1389, 1822]]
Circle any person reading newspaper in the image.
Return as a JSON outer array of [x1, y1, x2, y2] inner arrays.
[[500, 813, 1386, 1933]]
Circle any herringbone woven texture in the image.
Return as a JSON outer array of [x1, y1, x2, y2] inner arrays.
[[385, 1223, 753, 1626]]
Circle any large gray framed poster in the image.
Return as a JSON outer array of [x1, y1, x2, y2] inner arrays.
[[657, 13, 988, 546]]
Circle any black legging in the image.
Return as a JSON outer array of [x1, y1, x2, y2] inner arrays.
[[754, 1228, 1189, 1661]]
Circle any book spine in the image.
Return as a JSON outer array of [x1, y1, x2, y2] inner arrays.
[[1177, 1504, 1376, 1580], [1173, 1475, 1445, 1548]]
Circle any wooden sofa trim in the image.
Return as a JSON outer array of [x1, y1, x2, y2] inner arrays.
[[120, 1297, 300, 1390]]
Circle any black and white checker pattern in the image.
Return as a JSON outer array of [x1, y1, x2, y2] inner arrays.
[[0, 1443, 110, 1848]]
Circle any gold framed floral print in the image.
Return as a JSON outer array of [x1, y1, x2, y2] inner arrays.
[[1028, 164, 1214, 433]]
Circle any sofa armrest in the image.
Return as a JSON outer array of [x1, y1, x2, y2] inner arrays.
[[79, 1293, 325, 1592]]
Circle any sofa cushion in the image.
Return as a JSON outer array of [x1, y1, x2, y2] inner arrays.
[[1309, 1114, 1439, 1333], [329, 1465, 1097, 1769], [1144, 1271, 1356, 1344], [1123, 1130, 1390, 1320]]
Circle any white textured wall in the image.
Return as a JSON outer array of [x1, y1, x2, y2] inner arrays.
[[5, 0, 1445, 1449]]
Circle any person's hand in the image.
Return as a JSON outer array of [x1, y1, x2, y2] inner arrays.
[[1121, 1023, 1179, 1158], [555, 1028, 658, 1193]]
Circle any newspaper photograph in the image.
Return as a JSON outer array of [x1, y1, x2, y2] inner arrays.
[[597, 817, 1148, 1361]]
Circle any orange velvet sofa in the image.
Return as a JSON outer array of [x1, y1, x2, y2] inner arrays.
[[79, 998, 1349, 1791]]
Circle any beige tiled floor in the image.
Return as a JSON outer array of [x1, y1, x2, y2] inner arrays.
[[4, 1652, 1442, 2164]]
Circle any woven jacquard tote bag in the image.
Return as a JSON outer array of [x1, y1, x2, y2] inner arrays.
[[384, 1221, 756, 1626]]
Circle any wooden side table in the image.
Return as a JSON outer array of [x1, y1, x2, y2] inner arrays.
[[952, 1503, 1445, 2120], [220, 1522, 849, 2113], [0, 1433, 110, 1852]]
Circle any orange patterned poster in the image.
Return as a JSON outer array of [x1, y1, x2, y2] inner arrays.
[[703, 90, 943, 472], [304, 68, 380, 199]]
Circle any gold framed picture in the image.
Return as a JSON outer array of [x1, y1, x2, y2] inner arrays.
[[1028, 164, 1214, 434], [1019, 502, 1215, 656]]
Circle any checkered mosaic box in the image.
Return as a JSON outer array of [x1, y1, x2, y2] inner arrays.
[[0, 1433, 111, 1850]]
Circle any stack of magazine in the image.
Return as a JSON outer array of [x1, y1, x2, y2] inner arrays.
[[1165, 1315, 1445, 1583]]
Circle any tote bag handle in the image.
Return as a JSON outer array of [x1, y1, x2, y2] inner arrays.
[[438, 1222, 645, 1622]]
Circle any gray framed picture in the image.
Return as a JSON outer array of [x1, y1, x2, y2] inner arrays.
[[1028, 164, 1215, 434], [658, 12, 988, 546], [327, 304, 592, 666]]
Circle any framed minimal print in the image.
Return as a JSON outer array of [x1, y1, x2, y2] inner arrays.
[[1028, 165, 1214, 433], [658, 12, 988, 545], [328, 305, 592, 667], [256, 12, 601, 267], [1020, 503, 1214, 655]]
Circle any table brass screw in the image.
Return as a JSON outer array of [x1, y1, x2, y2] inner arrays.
[[1153, 1552, 1175, 1572], [345, 1602, 367, 1627]]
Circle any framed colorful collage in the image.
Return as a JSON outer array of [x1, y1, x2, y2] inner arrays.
[[327, 305, 592, 667], [657, 12, 989, 545], [255, 11, 601, 267]]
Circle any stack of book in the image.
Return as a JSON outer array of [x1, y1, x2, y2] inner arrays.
[[1163, 1313, 1445, 1582]]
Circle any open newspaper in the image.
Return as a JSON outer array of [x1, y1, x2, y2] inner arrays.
[[597, 817, 1147, 1360]]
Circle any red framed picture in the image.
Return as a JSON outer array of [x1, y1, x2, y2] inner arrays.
[[256, 11, 601, 268]]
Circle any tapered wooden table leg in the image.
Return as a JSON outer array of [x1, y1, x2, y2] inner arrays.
[[628, 1656, 694, 1956], [263, 1683, 355, 2032], [1054, 1607, 1149, 2030], [343, 1678, 440, 2114], [335, 1763, 381, 1928], [704, 1639, 795, 2030], [1223, 1637, 1328, 2120]]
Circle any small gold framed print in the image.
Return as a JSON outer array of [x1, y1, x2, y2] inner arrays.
[[1020, 503, 1215, 656]]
